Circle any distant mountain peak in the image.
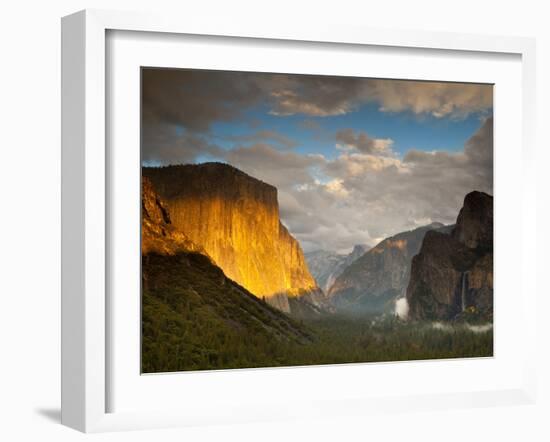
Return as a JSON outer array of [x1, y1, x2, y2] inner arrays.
[[351, 243, 370, 255], [305, 243, 371, 294], [327, 222, 447, 315]]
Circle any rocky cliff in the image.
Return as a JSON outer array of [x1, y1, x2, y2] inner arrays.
[[406, 191, 493, 321], [327, 223, 447, 315], [142, 177, 205, 256], [141, 178, 314, 372], [143, 163, 324, 314]]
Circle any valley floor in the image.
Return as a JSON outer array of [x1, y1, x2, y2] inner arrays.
[[142, 305, 493, 373], [287, 316, 493, 367]]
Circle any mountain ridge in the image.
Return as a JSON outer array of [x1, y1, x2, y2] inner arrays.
[[305, 244, 370, 293], [328, 222, 448, 315]]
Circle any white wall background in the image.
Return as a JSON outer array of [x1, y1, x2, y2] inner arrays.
[[0, 1, 547, 441]]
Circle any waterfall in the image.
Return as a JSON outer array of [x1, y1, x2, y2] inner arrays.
[[460, 272, 468, 312]]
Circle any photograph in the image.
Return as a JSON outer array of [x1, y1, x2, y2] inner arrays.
[[140, 68, 494, 373], [1, 0, 544, 439]]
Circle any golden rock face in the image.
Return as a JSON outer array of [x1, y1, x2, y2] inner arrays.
[[143, 163, 319, 312], [141, 177, 205, 257]]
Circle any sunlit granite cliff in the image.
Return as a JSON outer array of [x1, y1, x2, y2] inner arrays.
[[142, 177, 204, 256], [141, 177, 313, 372], [143, 163, 324, 314]]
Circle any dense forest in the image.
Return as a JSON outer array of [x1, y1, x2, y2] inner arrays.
[[142, 251, 492, 373]]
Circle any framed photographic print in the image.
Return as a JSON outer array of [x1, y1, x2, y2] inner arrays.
[[140, 67, 495, 374], [61, 9, 537, 432]]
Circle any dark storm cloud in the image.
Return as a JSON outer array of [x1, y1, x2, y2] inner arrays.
[[142, 69, 265, 132], [141, 69, 368, 135], [143, 69, 494, 136], [141, 123, 224, 165], [267, 75, 366, 116]]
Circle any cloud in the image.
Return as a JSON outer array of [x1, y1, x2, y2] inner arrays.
[[142, 69, 493, 137], [403, 116, 492, 171], [464, 114, 493, 169], [335, 128, 394, 155], [325, 152, 405, 177], [142, 70, 362, 132], [142, 69, 264, 132], [141, 123, 224, 165], [266, 75, 366, 117], [224, 142, 323, 190], [141, 69, 493, 253], [275, 117, 493, 250], [269, 90, 350, 116], [365, 80, 493, 119], [325, 179, 350, 197], [269, 77, 492, 119], [264, 76, 492, 120], [322, 117, 493, 241]]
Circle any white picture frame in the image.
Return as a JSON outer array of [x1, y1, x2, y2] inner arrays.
[[61, 9, 538, 433]]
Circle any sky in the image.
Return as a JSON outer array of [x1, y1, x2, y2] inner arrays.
[[141, 68, 493, 253]]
